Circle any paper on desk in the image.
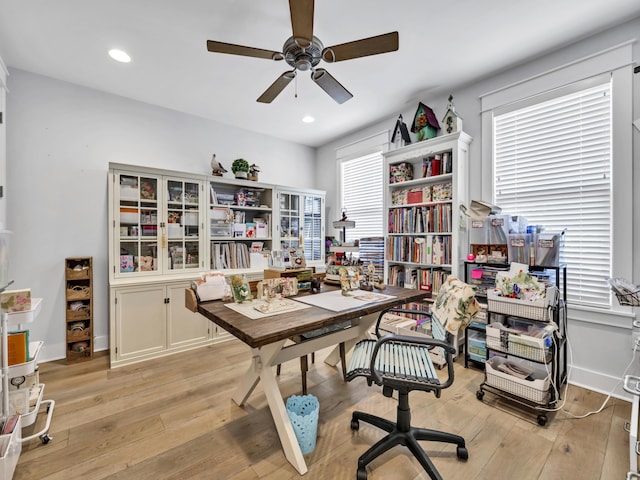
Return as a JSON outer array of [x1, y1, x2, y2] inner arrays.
[[294, 289, 396, 312], [224, 298, 311, 319]]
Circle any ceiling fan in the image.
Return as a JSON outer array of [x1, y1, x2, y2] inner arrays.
[[206, 0, 399, 104]]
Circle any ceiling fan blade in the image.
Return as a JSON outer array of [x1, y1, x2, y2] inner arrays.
[[207, 40, 283, 61], [311, 68, 353, 104], [257, 71, 296, 103], [289, 0, 314, 47], [322, 31, 399, 63]]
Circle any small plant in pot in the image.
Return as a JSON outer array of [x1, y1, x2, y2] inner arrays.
[[231, 158, 250, 179]]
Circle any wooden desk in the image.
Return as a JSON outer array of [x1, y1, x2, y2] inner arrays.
[[196, 286, 428, 475]]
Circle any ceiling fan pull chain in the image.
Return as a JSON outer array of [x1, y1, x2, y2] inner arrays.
[[295, 73, 298, 98]]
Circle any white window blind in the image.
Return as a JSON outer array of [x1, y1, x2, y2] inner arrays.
[[340, 152, 384, 242], [494, 81, 612, 307]]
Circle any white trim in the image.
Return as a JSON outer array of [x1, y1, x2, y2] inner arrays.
[[336, 130, 389, 161], [481, 41, 634, 309], [479, 40, 634, 111], [0, 55, 8, 90]]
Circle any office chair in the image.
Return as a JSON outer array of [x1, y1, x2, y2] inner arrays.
[[346, 276, 480, 480]]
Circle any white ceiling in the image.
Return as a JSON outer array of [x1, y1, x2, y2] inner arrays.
[[1, 0, 639, 148]]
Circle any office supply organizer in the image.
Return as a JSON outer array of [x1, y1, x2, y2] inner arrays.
[[1, 288, 55, 480], [610, 277, 640, 477], [472, 263, 567, 427]]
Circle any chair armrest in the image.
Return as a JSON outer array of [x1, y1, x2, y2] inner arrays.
[[369, 333, 456, 390], [373, 307, 431, 339]]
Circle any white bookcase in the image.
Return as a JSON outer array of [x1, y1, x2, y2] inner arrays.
[[384, 131, 472, 292]]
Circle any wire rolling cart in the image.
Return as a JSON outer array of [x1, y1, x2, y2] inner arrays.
[[475, 265, 567, 427], [610, 278, 640, 477]]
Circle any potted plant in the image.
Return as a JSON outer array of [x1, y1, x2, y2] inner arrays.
[[231, 158, 250, 179]]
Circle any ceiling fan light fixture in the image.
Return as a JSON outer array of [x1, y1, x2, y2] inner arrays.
[[108, 49, 131, 63]]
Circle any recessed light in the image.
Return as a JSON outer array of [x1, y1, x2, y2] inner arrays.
[[108, 49, 131, 63], [302, 115, 315, 123]]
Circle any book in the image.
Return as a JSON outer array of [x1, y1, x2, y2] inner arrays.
[[7, 330, 29, 365]]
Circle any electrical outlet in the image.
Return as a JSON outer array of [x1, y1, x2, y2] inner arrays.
[[632, 331, 640, 350]]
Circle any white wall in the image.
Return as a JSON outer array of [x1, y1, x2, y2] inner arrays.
[[5, 69, 315, 361], [317, 16, 640, 398]]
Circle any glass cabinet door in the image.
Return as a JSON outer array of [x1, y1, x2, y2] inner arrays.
[[117, 173, 160, 274], [279, 192, 300, 251], [303, 194, 324, 261], [166, 178, 202, 271]]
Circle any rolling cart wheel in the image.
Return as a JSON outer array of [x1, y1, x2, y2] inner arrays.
[[476, 390, 484, 401], [351, 419, 360, 431], [356, 467, 368, 480], [537, 414, 547, 426], [456, 446, 469, 460], [40, 434, 52, 444]]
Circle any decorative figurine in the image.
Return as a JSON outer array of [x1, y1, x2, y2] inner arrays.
[[211, 154, 227, 176], [248, 164, 260, 181], [360, 263, 376, 291]]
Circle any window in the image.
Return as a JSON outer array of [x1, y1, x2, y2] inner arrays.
[[493, 81, 612, 307], [340, 151, 384, 243]]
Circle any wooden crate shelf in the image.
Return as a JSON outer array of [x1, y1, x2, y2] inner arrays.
[[65, 257, 93, 363]]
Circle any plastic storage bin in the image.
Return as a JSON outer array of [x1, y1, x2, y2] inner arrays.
[[485, 357, 550, 404], [286, 394, 319, 455]]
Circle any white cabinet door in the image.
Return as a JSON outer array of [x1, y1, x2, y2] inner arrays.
[[276, 188, 325, 267], [112, 285, 167, 364], [167, 282, 211, 347]]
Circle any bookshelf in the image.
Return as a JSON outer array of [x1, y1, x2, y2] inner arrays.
[[384, 131, 472, 292]]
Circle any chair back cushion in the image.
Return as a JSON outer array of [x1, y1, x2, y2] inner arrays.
[[432, 276, 480, 336]]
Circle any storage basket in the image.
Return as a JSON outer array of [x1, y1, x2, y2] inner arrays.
[[485, 357, 550, 404], [487, 292, 551, 322], [66, 285, 91, 301], [485, 324, 552, 362], [66, 268, 90, 280], [508, 334, 552, 363], [616, 290, 640, 306], [286, 394, 319, 455]]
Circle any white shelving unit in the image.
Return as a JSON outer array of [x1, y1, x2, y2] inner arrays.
[[1, 296, 54, 479]]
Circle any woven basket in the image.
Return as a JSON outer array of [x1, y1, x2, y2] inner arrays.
[[66, 285, 91, 300]]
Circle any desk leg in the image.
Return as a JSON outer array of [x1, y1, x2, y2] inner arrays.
[[232, 341, 308, 475], [261, 362, 308, 475]]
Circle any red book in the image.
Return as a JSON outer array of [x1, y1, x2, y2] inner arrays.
[[430, 157, 441, 176]]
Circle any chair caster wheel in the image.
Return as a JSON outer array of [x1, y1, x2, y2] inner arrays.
[[350, 419, 360, 431], [457, 446, 468, 460], [356, 467, 368, 480], [537, 414, 547, 426], [40, 434, 52, 444]]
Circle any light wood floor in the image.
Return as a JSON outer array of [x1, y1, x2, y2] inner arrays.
[[14, 339, 633, 479]]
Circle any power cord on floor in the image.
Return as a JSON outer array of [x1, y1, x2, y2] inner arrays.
[[538, 332, 639, 418], [530, 300, 638, 418]]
